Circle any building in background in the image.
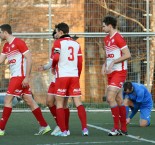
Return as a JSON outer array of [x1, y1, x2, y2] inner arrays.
[[0, 0, 154, 107]]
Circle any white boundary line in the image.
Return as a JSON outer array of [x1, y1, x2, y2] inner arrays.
[[36, 140, 140, 145], [88, 124, 155, 144]]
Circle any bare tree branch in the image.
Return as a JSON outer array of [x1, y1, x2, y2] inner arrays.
[[93, 0, 146, 30]]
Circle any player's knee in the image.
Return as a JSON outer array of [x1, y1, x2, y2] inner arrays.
[[106, 96, 115, 104], [140, 120, 149, 127], [140, 124, 147, 127], [46, 100, 54, 107], [46, 96, 55, 107]]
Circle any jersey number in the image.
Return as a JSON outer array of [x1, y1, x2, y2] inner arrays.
[[68, 46, 74, 61]]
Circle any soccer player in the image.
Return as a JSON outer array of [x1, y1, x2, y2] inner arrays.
[[123, 82, 153, 127], [102, 16, 131, 136], [0, 24, 51, 136], [52, 22, 88, 137], [38, 28, 70, 136]]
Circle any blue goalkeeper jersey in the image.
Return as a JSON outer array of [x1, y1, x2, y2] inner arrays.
[[123, 82, 153, 107]]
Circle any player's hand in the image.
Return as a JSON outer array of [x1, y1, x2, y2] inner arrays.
[[22, 77, 29, 88], [126, 118, 131, 124], [38, 65, 44, 71]]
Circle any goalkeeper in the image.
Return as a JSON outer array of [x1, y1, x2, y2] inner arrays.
[[123, 82, 153, 127]]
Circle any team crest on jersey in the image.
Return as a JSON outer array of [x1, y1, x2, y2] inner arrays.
[[112, 39, 114, 43], [11, 44, 15, 48]]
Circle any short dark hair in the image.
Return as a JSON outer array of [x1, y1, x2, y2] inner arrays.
[[56, 22, 69, 34], [123, 82, 133, 92], [103, 15, 117, 29], [0, 24, 12, 34]]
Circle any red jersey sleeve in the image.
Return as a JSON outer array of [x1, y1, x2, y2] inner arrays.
[[77, 47, 82, 77], [50, 46, 55, 59], [52, 40, 61, 68], [16, 38, 29, 54], [115, 34, 127, 49]]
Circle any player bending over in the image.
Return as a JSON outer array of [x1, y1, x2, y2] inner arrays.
[[123, 82, 153, 127]]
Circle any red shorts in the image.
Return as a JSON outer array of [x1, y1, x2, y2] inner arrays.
[[7, 76, 32, 97], [48, 82, 55, 95], [107, 70, 127, 88], [54, 77, 81, 97]]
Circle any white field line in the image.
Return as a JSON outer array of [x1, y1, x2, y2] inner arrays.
[[37, 140, 140, 145], [88, 124, 155, 144]]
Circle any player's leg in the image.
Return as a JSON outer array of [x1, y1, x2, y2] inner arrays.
[[47, 94, 60, 135], [116, 91, 127, 135], [123, 98, 134, 118], [47, 94, 56, 120], [53, 78, 69, 136], [47, 82, 61, 135], [139, 106, 152, 127], [73, 97, 88, 136], [68, 77, 88, 136], [0, 94, 14, 136], [0, 77, 24, 136], [63, 97, 70, 135], [109, 71, 127, 136], [106, 86, 121, 136], [22, 93, 51, 135], [47, 82, 57, 122], [54, 95, 67, 136]]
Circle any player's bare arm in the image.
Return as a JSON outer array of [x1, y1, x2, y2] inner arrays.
[[22, 51, 32, 87], [0, 54, 6, 64], [38, 59, 53, 71], [113, 47, 131, 64], [101, 63, 106, 75]]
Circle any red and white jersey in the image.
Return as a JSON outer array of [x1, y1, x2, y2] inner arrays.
[[104, 32, 128, 72], [53, 37, 82, 77], [1, 37, 29, 77]]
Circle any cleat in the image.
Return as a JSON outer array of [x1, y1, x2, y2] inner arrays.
[[0, 129, 5, 136], [82, 128, 89, 136], [54, 130, 67, 137], [51, 126, 61, 135], [108, 128, 120, 136], [67, 130, 70, 136], [119, 130, 128, 136], [34, 125, 51, 135]]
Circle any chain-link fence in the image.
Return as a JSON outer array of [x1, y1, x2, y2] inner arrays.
[[0, 0, 154, 110]]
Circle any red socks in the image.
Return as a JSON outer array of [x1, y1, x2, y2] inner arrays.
[[49, 105, 58, 125], [0, 107, 12, 130], [64, 108, 70, 131], [77, 105, 87, 130], [32, 107, 47, 127], [111, 106, 119, 130], [119, 106, 127, 132], [56, 108, 66, 132]]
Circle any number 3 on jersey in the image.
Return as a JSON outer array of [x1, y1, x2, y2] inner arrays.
[[68, 46, 74, 61]]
